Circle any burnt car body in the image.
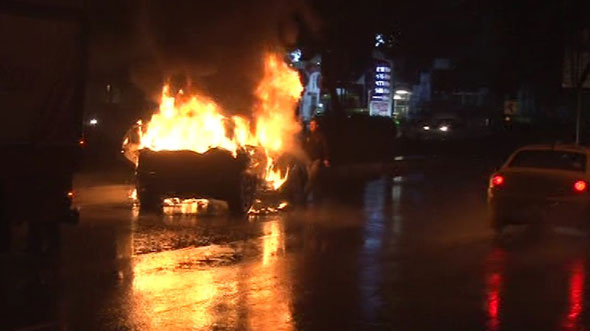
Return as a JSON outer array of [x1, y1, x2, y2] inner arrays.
[[136, 148, 258, 214], [135, 147, 308, 214]]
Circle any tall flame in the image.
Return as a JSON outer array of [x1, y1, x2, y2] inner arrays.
[[254, 53, 303, 189], [127, 53, 303, 191], [255, 54, 304, 154], [139, 86, 250, 155]]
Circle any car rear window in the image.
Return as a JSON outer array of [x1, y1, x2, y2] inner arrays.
[[509, 150, 587, 172]]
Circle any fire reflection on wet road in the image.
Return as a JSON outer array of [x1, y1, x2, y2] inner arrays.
[[130, 228, 293, 330], [129, 202, 293, 330], [5, 167, 590, 330]]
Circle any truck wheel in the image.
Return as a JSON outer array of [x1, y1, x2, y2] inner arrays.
[[0, 219, 10, 252], [227, 174, 256, 215]]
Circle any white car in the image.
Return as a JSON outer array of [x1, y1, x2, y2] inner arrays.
[[488, 144, 590, 234]]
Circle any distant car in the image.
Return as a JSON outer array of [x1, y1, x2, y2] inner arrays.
[[404, 115, 464, 141], [416, 118, 460, 140], [488, 144, 590, 234]]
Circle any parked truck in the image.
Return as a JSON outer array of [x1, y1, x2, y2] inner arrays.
[[0, 1, 86, 252]]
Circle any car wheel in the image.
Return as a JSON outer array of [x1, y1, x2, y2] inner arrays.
[[490, 209, 506, 236], [227, 173, 256, 215], [581, 208, 590, 237], [137, 185, 162, 211], [284, 163, 307, 205]]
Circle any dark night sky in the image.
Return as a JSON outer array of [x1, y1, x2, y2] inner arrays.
[[89, 0, 313, 115], [87, 0, 589, 108]]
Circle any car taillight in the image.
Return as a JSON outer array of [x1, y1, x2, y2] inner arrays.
[[573, 180, 587, 193], [491, 175, 504, 187]]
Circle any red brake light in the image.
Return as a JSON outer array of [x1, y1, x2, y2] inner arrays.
[[491, 175, 504, 187], [574, 180, 587, 193]]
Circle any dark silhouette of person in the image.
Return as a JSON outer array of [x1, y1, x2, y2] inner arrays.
[[303, 118, 330, 195]]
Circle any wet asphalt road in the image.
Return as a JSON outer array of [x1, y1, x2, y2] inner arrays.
[[3, 155, 590, 330]]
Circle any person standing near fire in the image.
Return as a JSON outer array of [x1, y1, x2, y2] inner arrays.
[[303, 118, 330, 195]]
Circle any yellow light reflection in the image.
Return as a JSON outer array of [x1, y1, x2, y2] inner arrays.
[[131, 247, 238, 330], [248, 220, 293, 330], [130, 220, 293, 330], [262, 221, 284, 265], [162, 198, 209, 215]]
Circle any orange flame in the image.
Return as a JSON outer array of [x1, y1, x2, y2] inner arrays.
[[254, 54, 303, 189], [126, 53, 302, 190]]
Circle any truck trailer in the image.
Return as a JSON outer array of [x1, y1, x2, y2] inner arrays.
[[0, 1, 86, 252]]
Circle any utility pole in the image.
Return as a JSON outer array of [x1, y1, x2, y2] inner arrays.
[[576, 87, 582, 144], [563, 0, 590, 144], [574, 64, 589, 144]]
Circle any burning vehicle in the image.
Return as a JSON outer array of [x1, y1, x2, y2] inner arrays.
[[123, 54, 307, 214]]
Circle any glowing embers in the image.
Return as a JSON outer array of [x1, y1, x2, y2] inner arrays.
[[129, 188, 138, 201], [248, 200, 289, 215], [156, 197, 289, 216], [163, 198, 211, 215]]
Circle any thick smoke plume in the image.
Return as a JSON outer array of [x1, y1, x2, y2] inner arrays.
[[129, 0, 318, 117]]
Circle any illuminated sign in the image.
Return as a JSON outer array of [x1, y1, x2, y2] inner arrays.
[[374, 88, 391, 94], [370, 59, 393, 117]]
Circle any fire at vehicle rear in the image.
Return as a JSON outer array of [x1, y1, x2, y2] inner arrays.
[[488, 147, 590, 232]]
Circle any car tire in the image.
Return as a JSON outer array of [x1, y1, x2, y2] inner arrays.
[[284, 163, 307, 206], [490, 209, 506, 236], [137, 186, 162, 211], [227, 173, 256, 215], [581, 208, 590, 237]]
